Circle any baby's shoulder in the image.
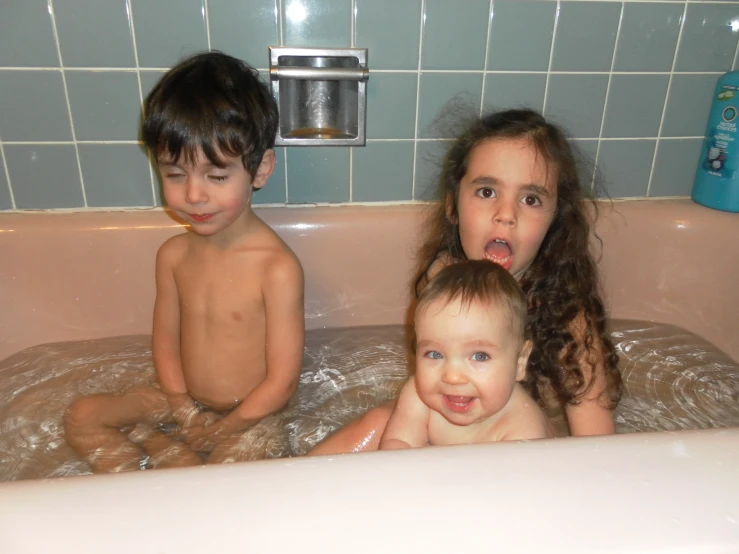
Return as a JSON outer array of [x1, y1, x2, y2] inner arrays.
[[494, 386, 555, 441]]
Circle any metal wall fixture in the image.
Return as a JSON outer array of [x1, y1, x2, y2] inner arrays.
[[269, 47, 369, 146]]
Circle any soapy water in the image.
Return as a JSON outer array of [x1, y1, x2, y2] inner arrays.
[[1, 320, 738, 481]]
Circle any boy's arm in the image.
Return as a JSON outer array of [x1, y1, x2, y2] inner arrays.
[[564, 312, 616, 436], [379, 377, 430, 450], [152, 241, 200, 424], [193, 253, 304, 444]]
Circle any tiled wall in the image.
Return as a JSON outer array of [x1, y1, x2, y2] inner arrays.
[[1, 0, 739, 210]]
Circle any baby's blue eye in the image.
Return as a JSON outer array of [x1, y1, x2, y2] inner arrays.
[[425, 351, 443, 360], [471, 352, 489, 362]]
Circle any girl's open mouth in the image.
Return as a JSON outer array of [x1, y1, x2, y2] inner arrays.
[[443, 395, 475, 413], [484, 239, 513, 271]]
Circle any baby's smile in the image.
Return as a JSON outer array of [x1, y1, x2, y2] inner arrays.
[[443, 394, 476, 413]]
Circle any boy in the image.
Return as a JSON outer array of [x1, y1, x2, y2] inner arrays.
[[64, 52, 304, 471], [380, 260, 554, 450]]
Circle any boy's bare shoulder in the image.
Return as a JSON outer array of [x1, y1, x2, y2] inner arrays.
[[263, 242, 303, 287], [156, 232, 190, 266], [253, 221, 304, 284]]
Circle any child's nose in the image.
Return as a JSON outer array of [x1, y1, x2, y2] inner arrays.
[[185, 179, 207, 204], [493, 199, 516, 226], [441, 367, 469, 385]]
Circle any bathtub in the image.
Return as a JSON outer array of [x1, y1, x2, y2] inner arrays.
[[0, 199, 738, 553]]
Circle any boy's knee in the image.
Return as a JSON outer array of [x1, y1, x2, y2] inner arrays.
[[63, 396, 104, 432]]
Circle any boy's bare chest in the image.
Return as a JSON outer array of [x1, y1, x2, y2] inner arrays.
[[173, 250, 264, 317]]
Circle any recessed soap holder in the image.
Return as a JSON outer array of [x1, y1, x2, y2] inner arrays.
[[269, 47, 369, 147]]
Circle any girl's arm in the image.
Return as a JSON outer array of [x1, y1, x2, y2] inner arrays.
[[564, 312, 616, 436], [380, 377, 430, 450]]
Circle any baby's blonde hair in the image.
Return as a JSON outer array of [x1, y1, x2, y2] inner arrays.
[[416, 260, 527, 341]]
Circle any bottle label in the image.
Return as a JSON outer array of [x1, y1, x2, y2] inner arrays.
[[701, 85, 737, 179]]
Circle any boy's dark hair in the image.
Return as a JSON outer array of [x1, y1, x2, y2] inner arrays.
[[142, 51, 278, 177], [417, 260, 527, 342], [413, 108, 621, 408]]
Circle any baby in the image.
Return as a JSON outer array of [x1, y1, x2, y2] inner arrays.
[[64, 52, 304, 471], [380, 260, 555, 450]]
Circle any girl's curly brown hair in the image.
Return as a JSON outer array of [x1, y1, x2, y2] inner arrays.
[[413, 108, 621, 408]]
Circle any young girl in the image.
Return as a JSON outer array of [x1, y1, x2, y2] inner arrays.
[[310, 108, 621, 454]]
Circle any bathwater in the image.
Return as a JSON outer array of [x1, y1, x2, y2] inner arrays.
[[1, 321, 738, 481]]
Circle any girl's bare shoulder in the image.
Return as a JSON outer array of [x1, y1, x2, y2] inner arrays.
[[427, 251, 454, 280]]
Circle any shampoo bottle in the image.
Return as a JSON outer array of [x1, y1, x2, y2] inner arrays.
[[692, 71, 739, 213]]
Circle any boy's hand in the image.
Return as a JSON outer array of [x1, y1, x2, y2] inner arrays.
[[167, 393, 221, 432], [182, 417, 256, 452]]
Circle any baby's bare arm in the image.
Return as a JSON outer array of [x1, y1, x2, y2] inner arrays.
[[189, 252, 304, 448], [380, 377, 430, 450]]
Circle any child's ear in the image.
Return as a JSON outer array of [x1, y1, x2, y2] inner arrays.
[[515, 340, 532, 382], [445, 192, 458, 224], [251, 149, 276, 190]]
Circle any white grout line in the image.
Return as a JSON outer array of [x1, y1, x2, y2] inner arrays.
[[479, 0, 495, 115], [204, 0, 212, 50], [0, 67, 140, 71], [411, 0, 426, 201], [732, 22, 739, 70], [278, 0, 284, 46], [349, 148, 353, 202], [2, 136, 700, 147], [126, 0, 157, 206], [541, 1, 560, 115], [348, 0, 355, 203], [591, 1, 624, 192], [350, 0, 356, 48], [0, 142, 17, 210], [646, 0, 689, 197], [48, 0, 88, 207], [0, 66, 725, 76], [1, 141, 143, 145], [283, 149, 289, 202]]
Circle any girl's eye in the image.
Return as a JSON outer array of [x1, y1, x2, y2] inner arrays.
[[165, 173, 185, 180], [471, 352, 489, 362], [521, 194, 541, 207], [209, 175, 229, 183], [476, 187, 495, 199], [425, 351, 443, 360]]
